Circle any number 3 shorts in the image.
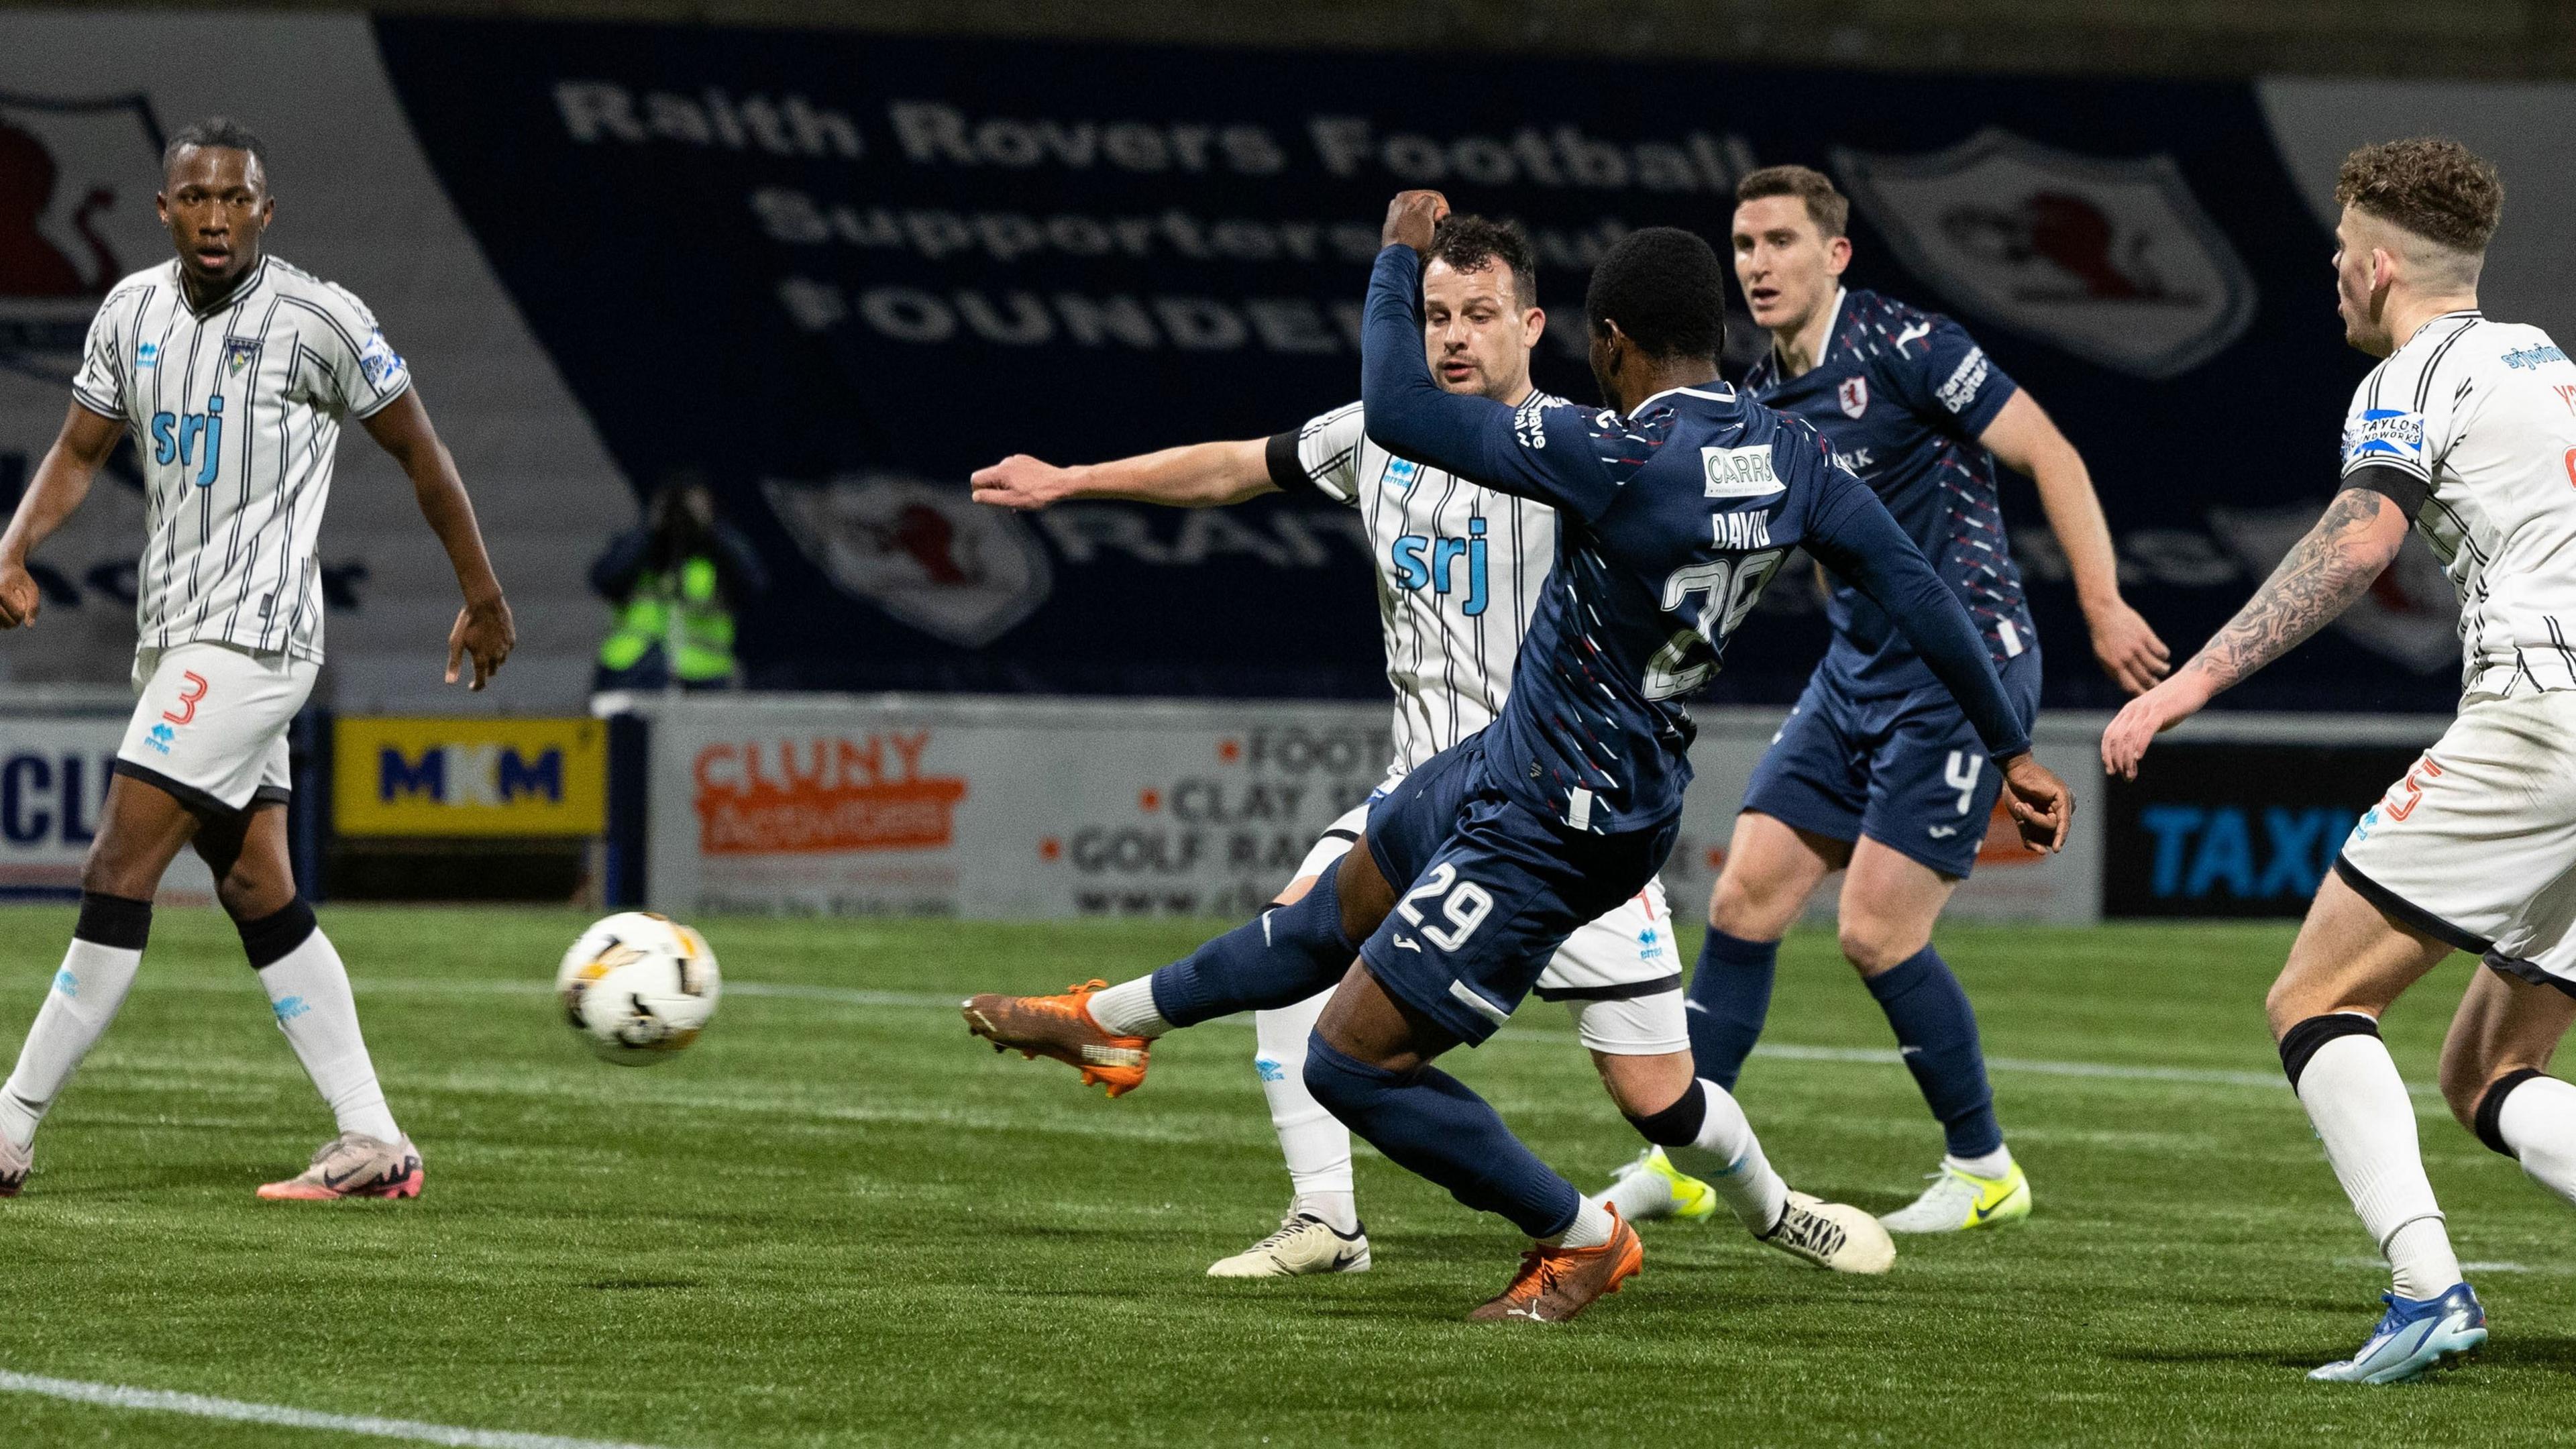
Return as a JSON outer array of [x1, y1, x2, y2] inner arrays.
[[115, 641, 319, 814]]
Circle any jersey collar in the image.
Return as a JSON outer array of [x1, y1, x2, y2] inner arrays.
[[1634, 382, 1737, 413], [1769, 287, 1847, 380], [179, 256, 270, 319]]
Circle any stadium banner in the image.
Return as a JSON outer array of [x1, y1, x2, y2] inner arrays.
[[615, 694, 2102, 922], [1, 14, 635, 715], [368, 19, 2576, 714], [2098, 716, 2445, 920], [0, 693, 214, 900], [333, 716, 607, 838]]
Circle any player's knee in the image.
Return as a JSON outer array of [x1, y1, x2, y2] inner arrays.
[[1710, 871, 1796, 938], [2436, 1030, 2514, 1131], [1837, 916, 1923, 975], [1301, 1032, 1402, 1114]]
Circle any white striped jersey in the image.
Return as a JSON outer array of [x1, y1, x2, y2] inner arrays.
[[2341, 311, 2576, 698], [70, 256, 412, 666], [1266, 393, 1563, 773]]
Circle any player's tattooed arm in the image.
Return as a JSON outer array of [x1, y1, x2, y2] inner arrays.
[[0, 402, 124, 629], [971, 441, 1275, 510], [2100, 485, 2409, 777]]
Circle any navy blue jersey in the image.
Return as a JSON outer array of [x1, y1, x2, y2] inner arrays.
[[1360, 247, 2029, 836], [1745, 289, 2033, 698]]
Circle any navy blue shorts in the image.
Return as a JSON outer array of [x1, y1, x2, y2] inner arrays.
[[1741, 647, 2042, 879], [1360, 737, 1680, 1047]]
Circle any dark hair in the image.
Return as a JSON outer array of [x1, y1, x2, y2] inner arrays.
[[1427, 214, 1537, 309], [2335, 138, 2501, 254], [163, 116, 268, 177], [1735, 164, 1849, 239], [1585, 227, 1727, 362]]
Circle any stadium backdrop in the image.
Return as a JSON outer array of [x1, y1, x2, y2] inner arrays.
[[6, 13, 2573, 918]]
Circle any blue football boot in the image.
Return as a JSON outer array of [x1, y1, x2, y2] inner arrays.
[[2308, 1283, 2486, 1383]]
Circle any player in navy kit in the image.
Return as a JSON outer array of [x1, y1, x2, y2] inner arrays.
[[1605, 166, 2163, 1236], [962, 191, 2072, 1322]]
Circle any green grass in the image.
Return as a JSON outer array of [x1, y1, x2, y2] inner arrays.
[[0, 906, 2565, 1446]]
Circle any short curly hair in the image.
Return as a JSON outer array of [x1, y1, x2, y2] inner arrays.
[[2335, 138, 2502, 254], [1585, 227, 1727, 362], [1426, 214, 1538, 309]]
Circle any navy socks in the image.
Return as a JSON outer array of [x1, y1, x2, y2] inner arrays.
[[1865, 944, 2002, 1159], [1148, 858, 1358, 1028], [1682, 929, 1778, 1091], [1303, 1035, 1581, 1238]]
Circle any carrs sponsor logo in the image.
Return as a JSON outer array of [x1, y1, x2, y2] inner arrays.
[[1700, 445, 1783, 498], [693, 732, 968, 855], [1832, 127, 2255, 380]]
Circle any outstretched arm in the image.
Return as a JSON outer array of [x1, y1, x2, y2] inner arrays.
[[1805, 476, 2069, 849], [361, 389, 515, 690], [0, 403, 124, 629], [971, 441, 1275, 511], [2101, 484, 2410, 778], [1979, 390, 2169, 694]]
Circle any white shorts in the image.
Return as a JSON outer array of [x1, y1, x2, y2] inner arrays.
[[2337, 692, 2576, 995], [1289, 802, 1688, 1055], [115, 641, 317, 813]]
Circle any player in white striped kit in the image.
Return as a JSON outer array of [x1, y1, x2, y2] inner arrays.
[[975, 218, 1733, 1277], [2106, 138, 2576, 1381], [0, 119, 515, 1199]]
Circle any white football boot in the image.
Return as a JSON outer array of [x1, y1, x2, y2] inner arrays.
[[1878, 1161, 2031, 1234], [1207, 1213, 1371, 1278]]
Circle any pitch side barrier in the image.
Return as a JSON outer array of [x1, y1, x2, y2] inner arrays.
[[593, 692, 2449, 923]]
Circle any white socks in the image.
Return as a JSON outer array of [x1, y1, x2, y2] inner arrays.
[[1085, 977, 1170, 1039], [0, 938, 143, 1148], [1254, 989, 1358, 1233], [2296, 1031, 2461, 1300], [1548, 1196, 1616, 1249], [1946, 1145, 2016, 1181], [2493, 1073, 2576, 1209], [1668, 1078, 1791, 1236], [258, 926, 400, 1144]]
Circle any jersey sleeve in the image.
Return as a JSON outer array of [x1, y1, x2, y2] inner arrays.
[[1359, 246, 1621, 520], [302, 282, 413, 419], [1803, 464, 2031, 757], [1266, 402, 1366, 506], [1890, 313, 2017, 440], [69, 297, 129, 419], [2338, 356, 2473, 488]]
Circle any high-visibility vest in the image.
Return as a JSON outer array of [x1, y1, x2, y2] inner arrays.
[[599, 555, 735, 684]]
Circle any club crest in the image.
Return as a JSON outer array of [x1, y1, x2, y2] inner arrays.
[[0, 91, 166, 384], [223, 337, 258, 376], [1833, 128, 2256, 380], [1837, 376, 1868, 419], [761, 472, 1054, 648]]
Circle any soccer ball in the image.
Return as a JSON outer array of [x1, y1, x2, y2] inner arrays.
[[557, 912, 720, 1065]]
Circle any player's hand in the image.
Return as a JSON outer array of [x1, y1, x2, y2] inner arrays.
[[2085, 597, 2171, 695], [446, 594, 515, 692], [971, 454, 1070, 511], [1381, 190, 1450, 252], [2099, 668, 2213, 780], [1999, 752, 2072, 854], [0, 562, 38, 631]]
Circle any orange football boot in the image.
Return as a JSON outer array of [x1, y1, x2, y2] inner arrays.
[[961, 979, 1150, 1097], [1467, 1210, 1643, 1323]]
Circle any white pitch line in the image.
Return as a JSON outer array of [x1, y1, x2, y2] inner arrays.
[[134, 977, 2305, 1091], [0, 1370, 676, 1449]]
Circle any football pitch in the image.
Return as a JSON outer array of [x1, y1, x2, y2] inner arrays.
[[0, 906, 2567, 1448]]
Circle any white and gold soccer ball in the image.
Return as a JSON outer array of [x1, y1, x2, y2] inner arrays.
[[556, 912, 720, 1065]]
